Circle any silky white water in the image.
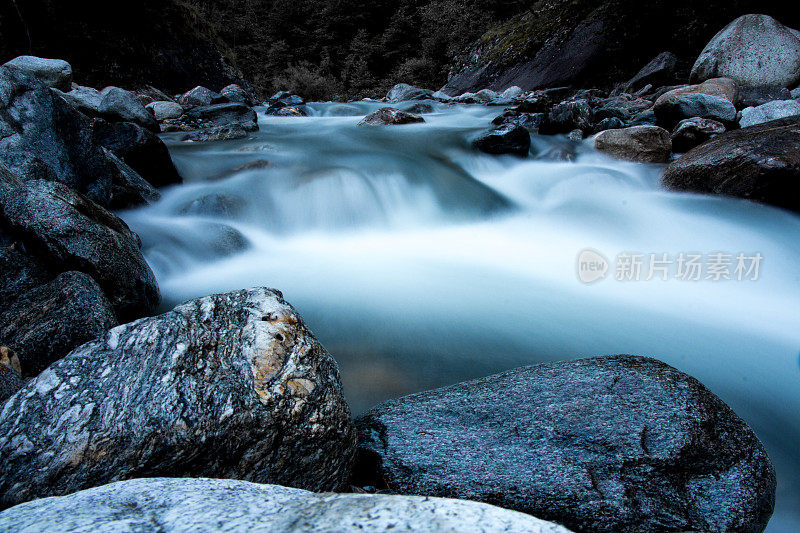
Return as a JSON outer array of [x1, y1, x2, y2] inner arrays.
[[120, 101, 800, 531]]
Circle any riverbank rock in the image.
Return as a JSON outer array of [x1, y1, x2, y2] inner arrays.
[[593, 126, 671, 163], [357, 107, 424, 126], [623, 52, 678, 93], [0, 478, 573, 532], [0, 287, 355, 508], [739, 100, 800, 128], [691, 14, 800, 88], [0, 179, 159, 321], [739, 86, 792, 108], [539, 99, 593, 134], [387, 83, 434, 103], [670, 117, 726, 153], [355, 355, 776, 533], [654, 79, 739, 126], [0, 272, 117, 378], [221, 84, 255, 106], [146, 100, 184, 121], [0, 357, 24, 403], [183, 103, 259, 131], [2, 56, 72, 91], [98, 87, 158, 131], [662, 116, 800, 212], [180, 86, 225, 108], [473, 124, 531, 157]]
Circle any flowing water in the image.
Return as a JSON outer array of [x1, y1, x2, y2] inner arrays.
[[120, 101, 800, 531]]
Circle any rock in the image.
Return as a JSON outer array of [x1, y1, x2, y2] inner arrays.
[[473, 124, 531, 157], [0, 241, 51, 316], [626, 109, 658, 127], [0, 272, 117, 378], [624, 52, 678, 92], [513, 95, 551, 114], [386, 83, 434, 103], [654, 78, 739, 126], [670, 117, 726, 152], [266, 106, 308, 117], [135, 86, 175, 107], [492, 111, 545, 132], [593, 117, 625, 132], [0, 179, 159, 321], [594, 126, 672, 162], [0, 478, 573, 532], [403, 102, 434, 115], [691, 14, 800, 88], [58, 85, 102, 115], [662, 115, 800, 212], [0, 66, 138, 207], [357, 107, 425, 126], [180, 194, 247, 218], [792, 87, 800, 99], [269, 91, 305, 107], [146, 100, 184, 121], [355, 355, 776, 533], [0, 287, 356, 507], [739, 100, 800, 128], [93, 121, 181, 188], [539, 99, 593, 135], [183, 123, 250, 142], [179, 85, 226, 108], [102, 150, 161, 209], [183, 103, 259, 131], [220, 84, 255, 106], [0, 361, 24, 403], [2, 56, 72, 91], [501, 86, 524, 99], [97, 87, 158, 131], [739, 85, 792, 108]]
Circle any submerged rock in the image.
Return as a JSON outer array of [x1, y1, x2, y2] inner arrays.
[[691, 14, 800, 88], [473, 124, 531, 157], [357, 107, 424, 126], [593, 126, 671, 163], [0, 478, 573, 532], [0, 288, 356, 508], [0, 271, 117, 378], [355, 355, 775, 533], [662, 116, 800, 212]]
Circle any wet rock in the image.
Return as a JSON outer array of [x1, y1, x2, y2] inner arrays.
[[183, 103, 259, 131], [135, 86, 175, 107], [513, 95, 552, 114], [221, 84, 255, 106], [179, 85, 226, 108], [266, 106, 308, 117], [662, 115, 800, 212], [670, 118, 726, 153], [654, 78, 739, 126], [624, 52, 678, 92], [566, 129, 583, 142], [473, 124, 531, 157], [0, 271, 117, 378], [402, 102, 434, 115], [355, 355, 776, 533], [539, 99, 593, 135], [739, 86, 792, 108], [0, 478, 573, 532], [97, 87, 158, 131], [0, 179, 159, 321], [739, 100, 800, 128], [180, 194, 247, 218], [146, 100, 184, 121], [500, 86, 523, 99], [268, 91, 305, 108], [386, 83, 434, 103], [691, 14, 800, 88], [594, 126, 672, 163], [492, 111, 544, 132], [357, 107, 424, 126], [0, 287, 356, 507], [102, 151, 161, 209], [183, 123, 250, 142], [593, 117, 625, 132], [626, 110, 658, 127], [93, 121, 181, 188], [2, 56, 72, 91], [58, 85, 102, 115], [792, 88, 800, 100]]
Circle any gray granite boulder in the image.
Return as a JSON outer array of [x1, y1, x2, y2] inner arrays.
[[739, 100, 800, 128], [98, 87, 159, 131], [355, 355, 775, 533], [2, 56, 72, 91], [593, 126, 672, 163], [0, 288, 356, 508], [357, 107, 424, 126]]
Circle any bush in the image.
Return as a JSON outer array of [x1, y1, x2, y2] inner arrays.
[[271, 62, 343, 101]]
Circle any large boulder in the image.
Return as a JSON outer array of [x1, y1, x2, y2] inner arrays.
[[0, 288, 356, 508], [0, 179, 159, 321], [593, 126, 672, 163], [2, 56, 71, 91], [739, 100, 800, 128], [58, 85, 103, 115], [539, 99, 593, 134], [220, 84, 255, 106], [357, 107, 425, 126], [386, 83, 434, 103], [623, 51, 678, 92], [691, 14, 800, 88], [654, 78, 739, 126], [93, 121, 182, 188], [179, 85, 226, 108], [662, 115, 800, 212], [182, 103, 259, 131], [146, 100, 184, 121], [0, 478, 573, 532], [0, 271, 117, 378], [355, 355, 776, 533], [473, 124, 531, 157], [98, 87, 159, 131]]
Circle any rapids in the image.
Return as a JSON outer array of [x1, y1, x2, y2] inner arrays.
[[120, 101, 800, 531]]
